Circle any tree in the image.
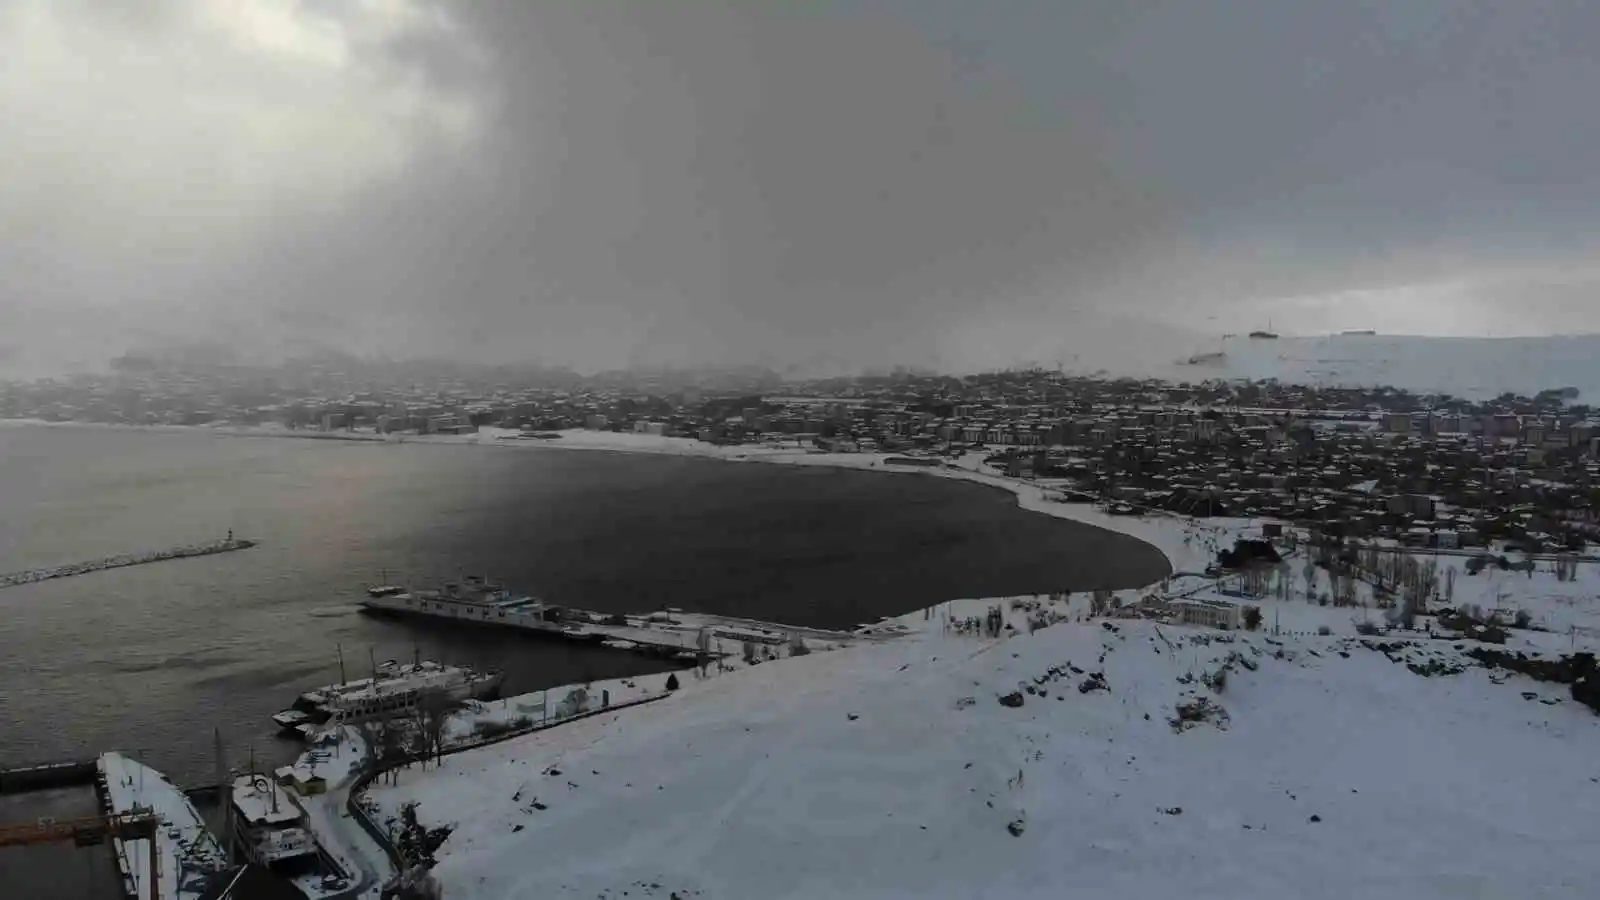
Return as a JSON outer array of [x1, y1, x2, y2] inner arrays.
[[1336, 572, 1357, 608], [415, 688, 455, 767], [1302, 561, 1319, 601], [394, 802, 453, 871], [665, 672, 680, 691], [360, 710, 409, 786], [1242, 606, 1263, 631]]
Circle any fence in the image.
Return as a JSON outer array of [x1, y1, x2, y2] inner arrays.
[[346, 692, 671, 870]]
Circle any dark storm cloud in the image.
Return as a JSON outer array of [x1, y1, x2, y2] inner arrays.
[[6, 1, 1600, 378], [221, 0, 1170, 371]]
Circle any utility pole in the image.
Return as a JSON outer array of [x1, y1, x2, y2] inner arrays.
[[215, 727, 232, 860]]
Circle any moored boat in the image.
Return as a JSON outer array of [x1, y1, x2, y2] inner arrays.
[[273, 656, 503, 737]]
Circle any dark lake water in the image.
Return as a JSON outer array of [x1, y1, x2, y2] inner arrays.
[[0, 424, 1167, 897]]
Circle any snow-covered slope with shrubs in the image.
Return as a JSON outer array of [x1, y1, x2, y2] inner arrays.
[[369, 614, 1600, 900]]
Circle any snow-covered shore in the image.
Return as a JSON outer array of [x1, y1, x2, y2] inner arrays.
[[340, 429, 1600, 899], [38, 420, 1585, 897], [476, 427, 1214, 574]]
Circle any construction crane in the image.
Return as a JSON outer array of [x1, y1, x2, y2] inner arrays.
[[0, 812, 162, 899]]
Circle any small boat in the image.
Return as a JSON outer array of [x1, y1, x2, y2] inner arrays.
[[366, 585, 405, 598], [231, 772, 349, 893], [271, 709, 314, 733]]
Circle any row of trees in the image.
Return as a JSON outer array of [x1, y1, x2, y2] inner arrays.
[[358, 688, 458, 787]]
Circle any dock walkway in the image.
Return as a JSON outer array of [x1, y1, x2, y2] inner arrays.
[[95, 753, 228, 900]]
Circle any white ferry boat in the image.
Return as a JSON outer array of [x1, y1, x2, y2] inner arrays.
[[357, 576, 711, 659], [230, 773, 349, 896], [358, 576, 582, 637], [272, 658, 503, 736], [316, 661, 504, 730]]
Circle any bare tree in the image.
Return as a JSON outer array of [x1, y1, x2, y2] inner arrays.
[[1243, 566, 1266, 599], [1337, 572, 1357, 607], [360, 710, 409, 786], [1555, 554, 1579, 582], [1418, 558, 1440, 606], [416, 688, 455, 767], [1302, 561, 1319, 602]]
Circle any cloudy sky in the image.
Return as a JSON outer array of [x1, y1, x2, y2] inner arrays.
[[4, 0, 1599, 376]]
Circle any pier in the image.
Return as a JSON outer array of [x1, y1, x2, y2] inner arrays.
[[95, 752, 229, 900], [0, 760, 98, 794], [360, 590, 880, 660], [0, 536, 256, 590]]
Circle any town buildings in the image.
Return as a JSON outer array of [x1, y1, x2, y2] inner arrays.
[[5, 359, 1597, 552]]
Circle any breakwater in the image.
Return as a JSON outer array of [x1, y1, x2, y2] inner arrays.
[[0, 537, 256, 590]]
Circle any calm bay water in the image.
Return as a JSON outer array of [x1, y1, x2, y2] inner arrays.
[[0, 423, 1166, 897]]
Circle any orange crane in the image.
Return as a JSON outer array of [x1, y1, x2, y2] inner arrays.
[[0, 812, 162, 899]]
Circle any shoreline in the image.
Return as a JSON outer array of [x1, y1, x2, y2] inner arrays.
[[2, 418, 1197, 590]]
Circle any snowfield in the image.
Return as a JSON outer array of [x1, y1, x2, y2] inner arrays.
[[369, 614, 1600, 900]]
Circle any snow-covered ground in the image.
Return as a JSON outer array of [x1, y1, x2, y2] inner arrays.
[[1195, 546, 1600, 647], [367, 615, 1600, 899], [277, 729, 392, 899], [443, 673, 673, 746], [98, 752, 227, 900]]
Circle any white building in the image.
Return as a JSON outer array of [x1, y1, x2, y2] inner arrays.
[[1170, 599, 1243, 630]]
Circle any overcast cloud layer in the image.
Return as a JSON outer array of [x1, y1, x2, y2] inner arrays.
[[4, 0, 1600, 377]]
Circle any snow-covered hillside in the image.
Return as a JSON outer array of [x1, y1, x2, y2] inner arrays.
[[342, 427, 1600, 899], [369, 612, 1600, 899], [1154, 333, 1600, 400]]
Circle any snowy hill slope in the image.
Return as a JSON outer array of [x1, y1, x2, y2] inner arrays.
[[1151, 333, 1600, 400], [370, 620, 1600, 900]]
